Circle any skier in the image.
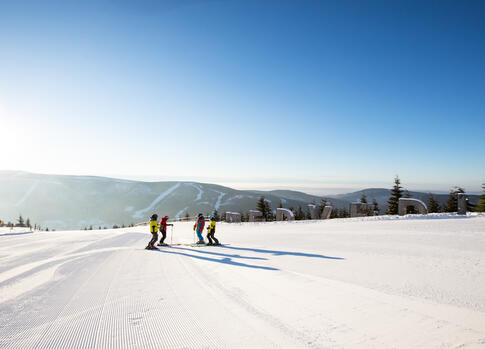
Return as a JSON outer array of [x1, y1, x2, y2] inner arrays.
[[146, 214, 159, 250], [157, 216, 173, 246], [206, 216, 220, 245], [193, 213, 206, 244]]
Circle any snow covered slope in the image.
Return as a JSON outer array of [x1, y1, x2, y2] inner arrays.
[[0, 171, 349, 230], [1, 214, 484, 348]]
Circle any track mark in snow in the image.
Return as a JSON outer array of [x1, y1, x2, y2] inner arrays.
[[185, 183, 204, 201], [174, 207, 189, 219], [15, 180, 39, 207], [133, 183, 181, 219], [213, 190, 226, 210]]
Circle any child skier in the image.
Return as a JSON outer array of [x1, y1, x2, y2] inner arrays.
[[193, 213, 205, 244], [157, 216, 173, 246], [206, 216, 220, 245], [146, 214, 159, 250]]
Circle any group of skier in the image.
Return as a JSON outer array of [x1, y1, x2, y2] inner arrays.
[[146, 213, 219, 250]]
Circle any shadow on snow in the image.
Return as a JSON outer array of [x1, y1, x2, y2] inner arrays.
[[170, 246, 267, 261], [153, 249, 278, 271], [219, 245, 345, 260]]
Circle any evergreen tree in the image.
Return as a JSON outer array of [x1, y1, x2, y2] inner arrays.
[[278, 201, 283, 209], [256, 196, 273, 220], [26, 218, 31, 229], [295, 206, 305, 220], [212, 210, 220, 221], [476, 184, 485, 212], [360, 194, 367, 204], [444, 187, 465, 212], [372, 199, 379, 214], [404, 190, 412, 198], [89, 225, 93, 230], [427, 194, 441, 213], [305, 209, 312, 220], [339, 208, 350, 218], [387, 176, 403, 215], [184, 211, 190, 221], [16, 214, 25, 227]]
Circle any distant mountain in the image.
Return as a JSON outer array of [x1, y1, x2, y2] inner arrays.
[[0, 172, 479, 230]]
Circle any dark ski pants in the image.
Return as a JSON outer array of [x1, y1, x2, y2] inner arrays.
[[159, 230, 167, 244], [148, 232, 158, 247], [207, 232, 219, 245]]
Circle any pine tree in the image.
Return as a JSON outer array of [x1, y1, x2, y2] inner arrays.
[[213, 210, 220, 221], [476, 184, 485, 212], [360, 194, 367, 204], [372, 199, 379, 214], [16, 214, 25, 227], [444, 187, 464, 212], [305, 209, 312, 220], [256, 196, 273, 220], [404, 190, 412, 198], [184, 211, 190, 221], [295, 206, 305, 220], [387, 176, 403, 215], [278, 201, 283, 209], [427, 194, 440, 213]]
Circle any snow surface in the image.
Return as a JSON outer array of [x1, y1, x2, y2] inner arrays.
[[1, 214, 485, 348]]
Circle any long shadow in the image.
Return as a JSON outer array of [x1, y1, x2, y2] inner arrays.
[[170, 246, 267, 261], [0, 231, 33, 237], [153, 249, 278, 271], [218, 245, 345, 260]]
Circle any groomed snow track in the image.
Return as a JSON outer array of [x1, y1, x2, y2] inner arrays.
[[1, 214, 485, 348]]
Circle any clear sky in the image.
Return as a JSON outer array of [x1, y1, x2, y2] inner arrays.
[[1, 0, 484, 194]]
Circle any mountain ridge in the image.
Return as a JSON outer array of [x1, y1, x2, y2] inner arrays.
[[0, 172, 479, 230]]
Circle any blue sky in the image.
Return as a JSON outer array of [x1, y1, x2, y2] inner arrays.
[[1, 0, 484, 194]]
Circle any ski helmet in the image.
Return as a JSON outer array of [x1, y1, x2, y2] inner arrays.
[[151, 214, 158, 221], [210, 216, 215, 220]]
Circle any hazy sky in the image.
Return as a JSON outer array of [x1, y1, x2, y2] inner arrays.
[[1, 0, 484, 194]]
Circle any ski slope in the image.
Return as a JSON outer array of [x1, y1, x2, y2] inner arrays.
[[1, 214, 485, 348]]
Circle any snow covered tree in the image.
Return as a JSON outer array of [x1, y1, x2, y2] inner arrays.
[[360, 194, 367, 204], [387, 176, 403, 215], [26, 218, 31, 229], [427, 194, 440, 213]]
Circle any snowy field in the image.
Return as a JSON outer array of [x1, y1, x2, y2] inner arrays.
[[1, 214, 485, 348]]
